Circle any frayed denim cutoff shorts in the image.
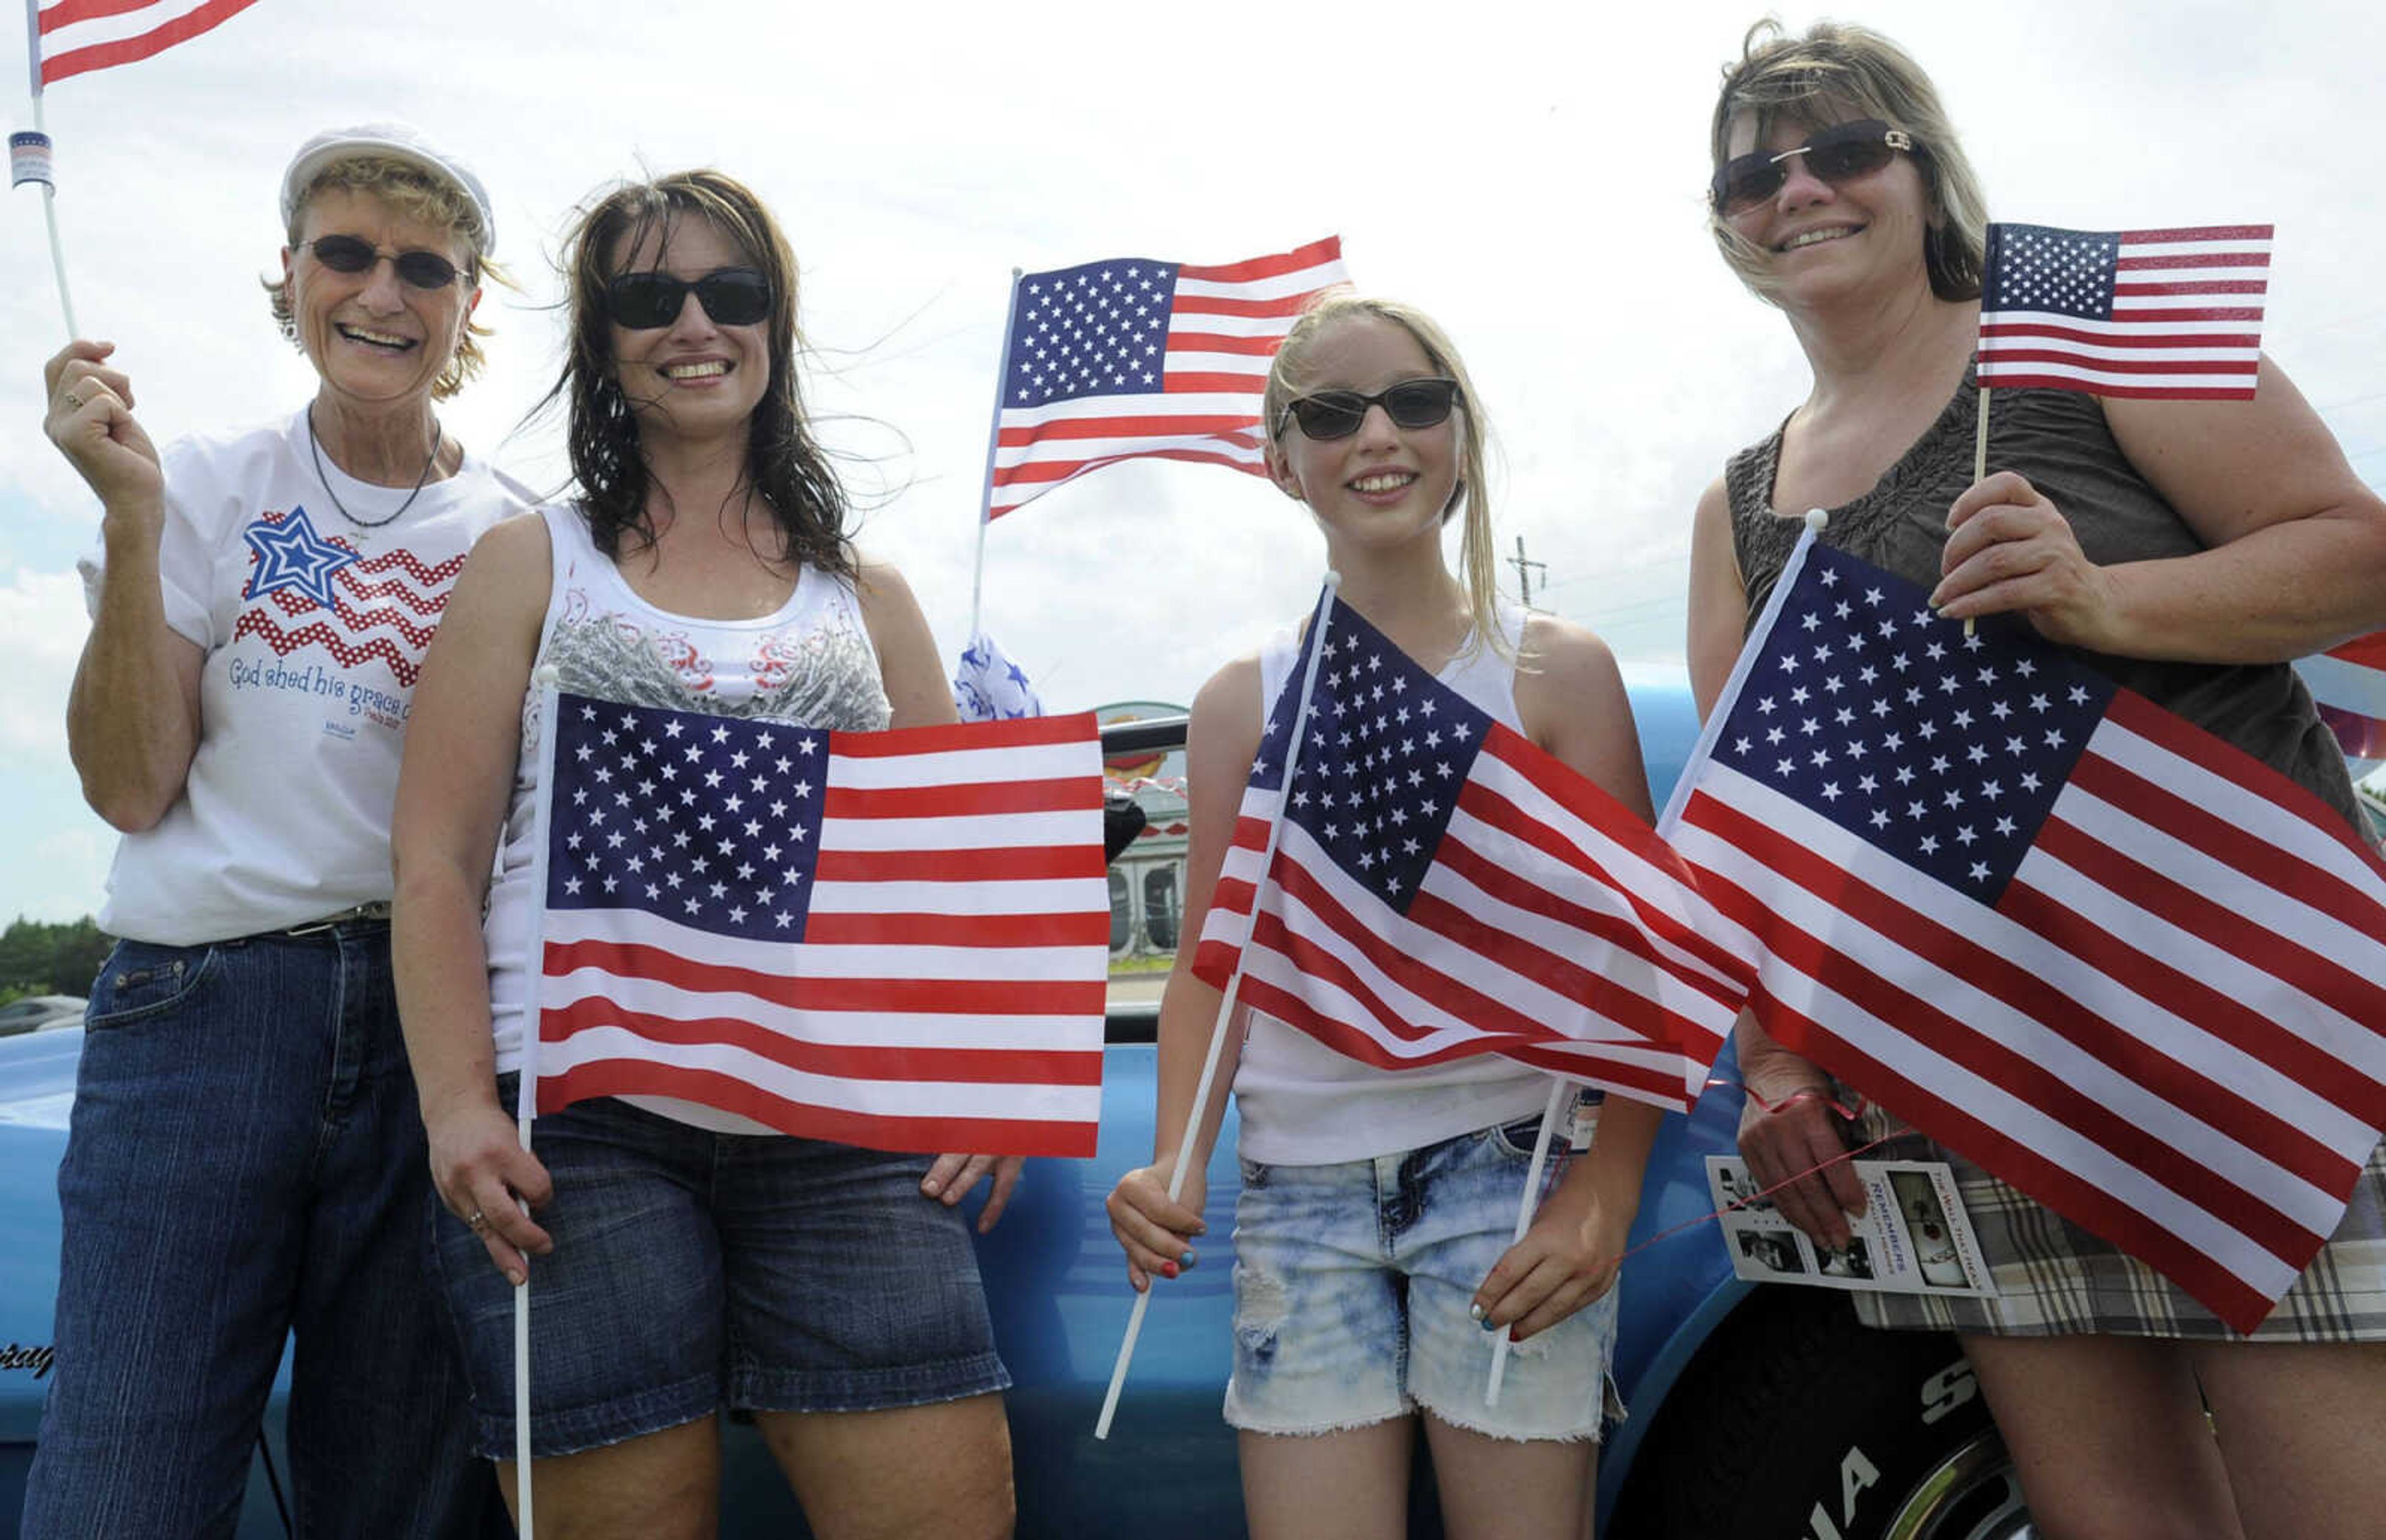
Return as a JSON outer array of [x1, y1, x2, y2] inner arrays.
[[1223, 1113, 1619, 1442]]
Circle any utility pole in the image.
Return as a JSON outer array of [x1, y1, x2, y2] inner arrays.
[[1509, 535, 1548, 609]]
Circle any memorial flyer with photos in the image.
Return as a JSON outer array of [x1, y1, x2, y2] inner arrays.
[[1705, 1156, 1998, 1297]]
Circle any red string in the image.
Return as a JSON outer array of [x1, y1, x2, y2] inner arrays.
[[1611, 1082, 1890, 1264]]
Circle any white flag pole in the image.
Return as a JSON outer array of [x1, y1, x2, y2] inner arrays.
[[18, 6, 79, 338], [509, 675, 565, 1533], [1484, 1077, 1571, 1405], [1094, 573, 1343, 1441], [966, 268, 1022, 643]]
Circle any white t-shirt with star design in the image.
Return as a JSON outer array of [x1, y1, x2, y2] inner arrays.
[[78, 408, 533, 944]]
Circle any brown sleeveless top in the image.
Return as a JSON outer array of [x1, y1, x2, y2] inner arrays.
[[1724, 370, 2369, 837]]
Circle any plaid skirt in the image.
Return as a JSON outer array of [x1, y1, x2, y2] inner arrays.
[[1843, 1102, 2386, 1342]]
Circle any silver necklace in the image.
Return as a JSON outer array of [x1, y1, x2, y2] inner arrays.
[[306, 408, 443, 530]]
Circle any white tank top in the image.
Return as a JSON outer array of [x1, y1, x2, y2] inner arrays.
[[482, 503, 891, 1089], [1231, 603, 1563, 1165]]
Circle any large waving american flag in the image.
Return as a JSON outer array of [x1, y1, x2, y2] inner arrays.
[[530, 691, 1110, 1155], [1975, 222, 2270, 399], [1662, 532, 2386, 1332], [1191, 595, 1755, 1112], [984, 237, 1348, 521], [33, 0, 261, 87]]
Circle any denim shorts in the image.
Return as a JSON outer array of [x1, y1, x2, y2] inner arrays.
[[1223, 1113, 1620, 1442], [431, 1078, 1010, 1458]]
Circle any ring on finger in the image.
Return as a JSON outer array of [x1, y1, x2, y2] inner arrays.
[[61, 390, 81, 410], [465, 1207, 487, 1232]]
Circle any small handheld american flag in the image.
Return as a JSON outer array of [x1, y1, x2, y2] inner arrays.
[[1976, 221, 2272, 400]]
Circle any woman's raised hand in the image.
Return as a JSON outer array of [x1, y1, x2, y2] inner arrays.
[[43, 340, 162, 514]]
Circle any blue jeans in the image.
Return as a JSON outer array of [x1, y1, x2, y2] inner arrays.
[[21, 927, 493, 1539]]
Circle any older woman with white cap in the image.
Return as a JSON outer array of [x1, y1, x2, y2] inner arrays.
[[28, 123, 529, 1537]]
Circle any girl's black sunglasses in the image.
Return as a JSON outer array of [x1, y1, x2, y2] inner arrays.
[[1278, 377, 1461, 441], [1709, 119, 1916, 216], [603, 268, 773, 330]]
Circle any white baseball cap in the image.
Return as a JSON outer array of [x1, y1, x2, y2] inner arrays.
[[280, 122, 495, 256]]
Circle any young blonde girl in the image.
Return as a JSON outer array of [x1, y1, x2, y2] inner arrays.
[[1107, 294, 1663, 1539]]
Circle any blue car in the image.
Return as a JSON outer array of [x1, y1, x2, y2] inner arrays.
[[0, 686, 2026, 1538]]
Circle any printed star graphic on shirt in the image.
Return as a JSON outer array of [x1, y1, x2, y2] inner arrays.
[[242, 505, 357, 611]]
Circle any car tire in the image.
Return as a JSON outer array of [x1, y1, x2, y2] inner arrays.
[[1608, 1286, 2028, 1540]]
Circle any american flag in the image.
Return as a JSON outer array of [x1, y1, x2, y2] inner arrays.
[[2297, 634, 2386, 777], [1191, 596, 1755, 1113], [1975, 222, 2271, 399], [984, 236, 1348, 521], [32, 0, 262, 88], [1662, 533, 2386, 1331], [531, 691, 1110, 1157]]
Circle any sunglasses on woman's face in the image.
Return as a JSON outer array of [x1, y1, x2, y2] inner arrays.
[[1709, 119, 1916, 216], [1278, 377, 1461, 441], [303, 234, 464, 290], [603, 268, 773, 330]]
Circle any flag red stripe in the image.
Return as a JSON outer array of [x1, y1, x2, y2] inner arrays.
[[539, 996, 1102, 1085], [2326, 634, 2386, 668], [39, 0, 257, 82], [1169, 292, 1334, 320], [805, 910, 1112, 948], [1972, 350, 2257, 376], [1168, 330, 1292, 357], [2105, 305, 2267, 323], [542, 938, 1105, 1015], [831, 713, 1100, 756], [813, 845, 1105, 883], [990, 445, 1261, 490], [1979, 322, 2263, 349], [2113, 280, 2270, 298], [1685, 791, 2349, 1236], [536, 1060, 1097, 1156], [1160, 370, 1271, 393], [1177, 237, 1343, 283], [1751, 993, 2282, 1332], [2114, 251, 2272, 271], [1967, 376, 2259, 400], [997, 413, 1258, 446], [823, 778, 1097, 819], [39, 0, 163, 28], [2121, 224, 2274, 245]]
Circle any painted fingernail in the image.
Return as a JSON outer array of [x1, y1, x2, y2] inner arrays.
[[1468, 1301, 1486, 1322], [1179, 1249, 1197, 1269], [1160, 1260, 1179, 1279]]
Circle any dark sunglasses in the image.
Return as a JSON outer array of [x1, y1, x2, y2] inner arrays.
[[1278, 377, 1461, 441], [603, 268, 773, 330], [303, 234, 464, 290], [1709, 119, 1916, 216]]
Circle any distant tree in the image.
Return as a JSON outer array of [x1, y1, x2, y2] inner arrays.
[[0, 917, 114, 996]]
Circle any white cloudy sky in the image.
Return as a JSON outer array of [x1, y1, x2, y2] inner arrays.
[[2, 0, 2382, 924]]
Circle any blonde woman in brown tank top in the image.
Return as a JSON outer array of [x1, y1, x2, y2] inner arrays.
[[1686, 21, 2386, 1540]]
